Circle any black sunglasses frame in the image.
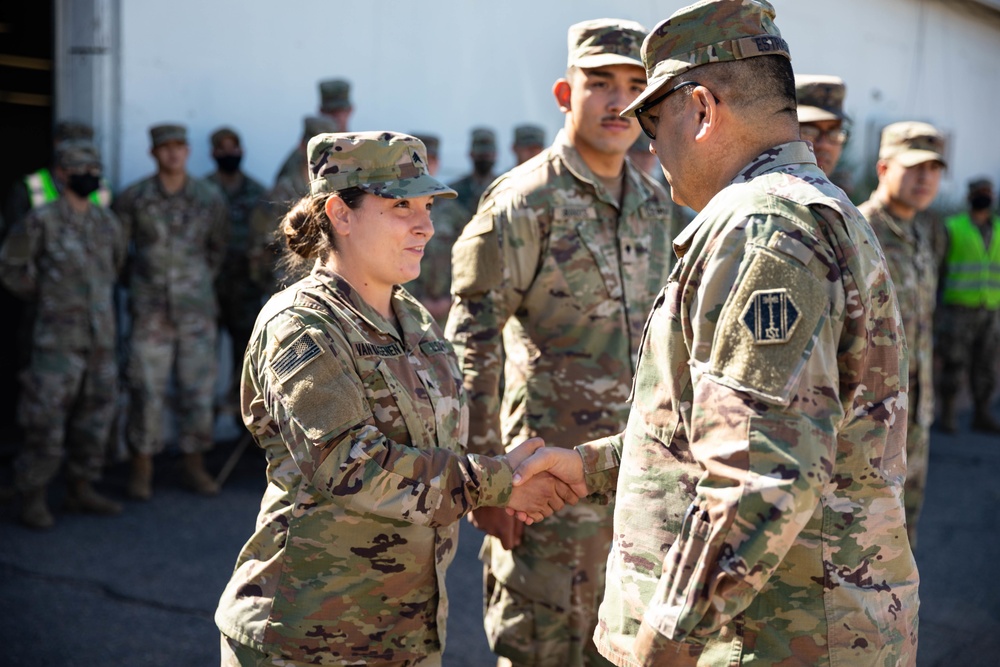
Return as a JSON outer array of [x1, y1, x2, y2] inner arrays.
[[635, 80, 701, 140]]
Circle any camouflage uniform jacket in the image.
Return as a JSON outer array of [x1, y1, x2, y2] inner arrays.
[[859, 196, 936, 431], [0, 197, 124, 350], [206, 171, 267, 274], [448, 172, 495, 220], [446, 129, 675, 456], [215, 264, 514, 664], [248, 170, 310, 295], [576, 143, 918, 666], [113, 175, 229, 319], [274, 144, 306, 184]]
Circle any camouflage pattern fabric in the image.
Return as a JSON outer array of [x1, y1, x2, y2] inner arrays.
[[404, 197, 468, 321], [207, 171, 267, 368], [273, 144, 305, 184], [0, 198, 125, 488], [215, 265, 515, 665], [447, 173, 495, 221], [445, 129, 675, 666], [248, 172, 308, 296], [937, 304, 1000, 403], [575, 142, 917, 666], [859, 196, 935, 547], [113, 175, 229, 455]]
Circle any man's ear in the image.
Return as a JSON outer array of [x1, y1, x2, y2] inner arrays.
[[875, 159, 889, 179], [325, 195, 352, 236], [692, 86, 719, 144], [552, 79, 572, 113]]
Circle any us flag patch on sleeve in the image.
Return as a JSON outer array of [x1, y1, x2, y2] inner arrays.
[[271, 331, 325, 383]]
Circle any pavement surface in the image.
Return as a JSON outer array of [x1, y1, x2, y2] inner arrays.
[[1, 410, 999, 666]]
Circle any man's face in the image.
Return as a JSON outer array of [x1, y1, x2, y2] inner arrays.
[[324, 108, 352, 132], [881, 158, 944, 214], [212, 135, 242, 161], [513, 144, 543, 165], [800, 119, 845, 176], [565, 64, 646, 160], [152, 140, 190, 175]]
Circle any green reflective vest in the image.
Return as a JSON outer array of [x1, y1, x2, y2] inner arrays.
[[24, 168, 112, 209], [942, 212, 1000, 308]]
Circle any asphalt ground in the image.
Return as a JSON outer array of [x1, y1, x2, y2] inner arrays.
[[1, 410, 998, 666]]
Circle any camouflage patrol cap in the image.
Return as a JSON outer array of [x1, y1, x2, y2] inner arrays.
[[54, 120, 94, 143], [56, 139, 102, 170], [469, 127, 497, 156], [302, 116, 339, 142], [622, 0, 790, 118], [210, 126, 240, 148], [513, 124, 545, 148], [319, 78, 352, 113], [149, 123, 187, 148], [413, 134, 440, 160], [879, 121, 947, 168], [308, 131, 457, 199], [795, 74, 847, 123], [566, 18, 646, 70]]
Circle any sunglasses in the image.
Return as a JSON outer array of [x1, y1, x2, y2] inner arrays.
[[634, 81, 701, 140]]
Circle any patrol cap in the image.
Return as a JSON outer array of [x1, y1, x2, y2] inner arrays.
[[566, 18, 646, 70], [308, 131, 457, 199], [210, 126, 241, 149], [149, 123, 187, 148], [795, 74, 847, 123], [319, 78, 352, 113], [622, 0, 790, 118], [56, 139, 102, 170], [513, 124, 545, 148], [413, 134, 440, 160], [54, 120, 94, 143], [302, 116, 339, 142], [469, 127, 496, 156], [879, 121, 947, 168]]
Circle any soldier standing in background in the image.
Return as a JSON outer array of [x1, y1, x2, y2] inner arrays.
[[405, 133, 467, 323], [859, 121, 946, 548], [938, 176, 1000, 433], [511, 1, 918, 663], [205, 127, 266, 412], [448, 127, 497, 219], [511, 124, 545, 165], [113, 124, 229, 500], [274, 78, 353, 184], [248, 116, 338, 297], [446, 18, 675, 666], [794, 74, 849, 177], [0, 141, 125, 529]]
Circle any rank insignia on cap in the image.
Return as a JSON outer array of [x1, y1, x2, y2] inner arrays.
[[741, 289, 799, 345], [271, 331, 325, 383]]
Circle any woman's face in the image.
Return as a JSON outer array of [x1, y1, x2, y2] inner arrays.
[[334, 193, 436, 294]]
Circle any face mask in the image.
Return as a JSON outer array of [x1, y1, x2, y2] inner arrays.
[[215, 154, 242, 174], [473, 158, 494, 176], [67, 172, 101, 198], [971, 194, 994, 211]]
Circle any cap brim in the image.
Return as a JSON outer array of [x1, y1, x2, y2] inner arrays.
[[892, 149, 947, 169], [797, 106, 843, 123], [621, 73, 671, 118], [575, 54, 644, 71], [360, 175, 457, 199]]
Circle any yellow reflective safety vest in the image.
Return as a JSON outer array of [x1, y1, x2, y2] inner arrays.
[[942, 212, 1000, 308], [24, 168, 112, 208]]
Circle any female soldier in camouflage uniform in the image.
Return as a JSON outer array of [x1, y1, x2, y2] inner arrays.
[[215, 132, 576, 667]]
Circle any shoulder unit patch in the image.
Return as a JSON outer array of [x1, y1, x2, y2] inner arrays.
[[740, 288, 799, 345]]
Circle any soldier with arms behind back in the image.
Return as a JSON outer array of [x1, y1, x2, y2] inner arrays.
[[511, 1, 918, 665]]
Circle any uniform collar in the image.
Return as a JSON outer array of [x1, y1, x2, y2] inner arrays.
[[550, 129, 655, 216], [672, 141, 817, 257]]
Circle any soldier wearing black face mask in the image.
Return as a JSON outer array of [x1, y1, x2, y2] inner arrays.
[[205, 127, 266, 419], [938, 177, 1000, 433], [447, 127, 498, 220], [0, 140, 126, 529]]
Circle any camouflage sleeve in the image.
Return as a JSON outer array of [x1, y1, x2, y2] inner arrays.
[[639, 215, 851, 646], [258, 311, 514, 528], [106, 209, 127, 275], [574, 434, 622, 500], [0, 212, 41, 299], [445, 195, 541, 456]]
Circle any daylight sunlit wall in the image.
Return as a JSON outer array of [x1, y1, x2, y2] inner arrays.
[[113, 0, 1000, 206]]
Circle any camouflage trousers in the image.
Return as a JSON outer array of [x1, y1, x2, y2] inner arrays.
[[15, 345, 117, 490], [482, 501, 615, 667], [903, 403, 929, 549], [219, 634, 442, 666], [127, 308, 217, 455], [936, 305, 1000, 403]]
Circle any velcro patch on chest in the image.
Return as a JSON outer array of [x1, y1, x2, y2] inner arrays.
[[271, 331, 324, 383], [740, 289, 799, 344]]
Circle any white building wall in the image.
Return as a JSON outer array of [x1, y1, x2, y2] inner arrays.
[[111, 0, 1000, 206]]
